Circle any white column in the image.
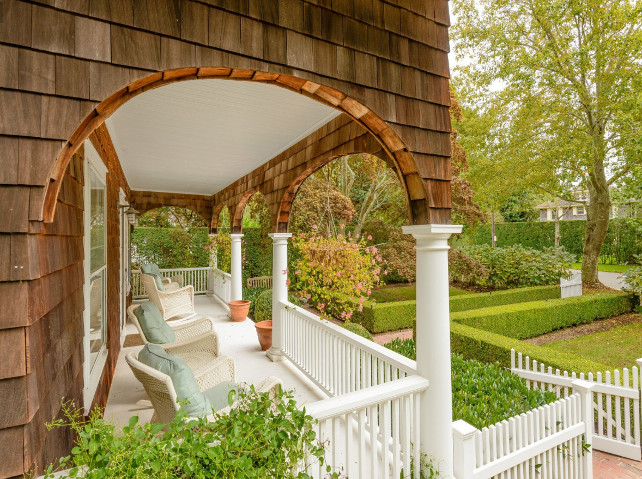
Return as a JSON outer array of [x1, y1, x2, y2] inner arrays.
[[403, 224, 462, 478], [230, 233, 243, 301], [267, 232, 291, 362], [207, 233, 217, 294]]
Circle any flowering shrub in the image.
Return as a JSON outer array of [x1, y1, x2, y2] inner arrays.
[[290, 233, 384, 320], [460, 245, 574, 289], [207, 233, 249, 274]]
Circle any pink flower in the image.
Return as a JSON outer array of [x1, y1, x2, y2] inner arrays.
[[295, 269, 301, 275], [337, 271, 342, 277], [358, 304, 364, 312], [346, 311, 353, 319], [340, 311, 346, 318], [356, 282, 363, 290], [286, 279, 290, 286], [384, 270, 388, 275], [367, 289, 371, 296], [359, 296, 365, 303], [318, 303, 325, 310], [372, 259, 376, 265], [371, 246, 378, 254], [367, 235, 373, 241]]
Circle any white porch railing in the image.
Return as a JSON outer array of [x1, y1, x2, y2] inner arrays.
[[279, 301, 416, 396], [211, 268, 232, 303], [511, 349, 642, 461], [305, 375, 429, 479], [131, 267, 230, 301], [453, 384, 594, 479]]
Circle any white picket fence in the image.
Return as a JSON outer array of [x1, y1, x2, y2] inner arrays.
[[561, 271, 582, 298], [511, 349, 642, 460], [453, 382, 594, 479], [279, 301, 416, 396], [211, 268, 232, 303], [131, 267, 213, 299]]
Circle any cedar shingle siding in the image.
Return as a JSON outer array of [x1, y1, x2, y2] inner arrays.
[[0, 1, 452, 476]]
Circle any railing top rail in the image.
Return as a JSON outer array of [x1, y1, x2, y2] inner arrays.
[[212, 268, 232, 279], [132, 267, 214, 273], [305, 375, 429, 420], [280, 300, 417, 374]]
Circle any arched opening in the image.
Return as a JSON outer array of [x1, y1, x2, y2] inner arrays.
[[41, 68, 427, 226], [137, 206, 207, 228], [282, 153, 406, 237]]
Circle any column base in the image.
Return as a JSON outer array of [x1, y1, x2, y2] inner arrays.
[[266, 347, 285, 362]]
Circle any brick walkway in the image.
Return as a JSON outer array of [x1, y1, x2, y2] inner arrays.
[[594, 451, 642, 478]]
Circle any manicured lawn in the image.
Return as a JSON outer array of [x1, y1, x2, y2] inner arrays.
[[570, 262, 633, 273], [371, 284, 468, 302], [544, 321, 642, 370]]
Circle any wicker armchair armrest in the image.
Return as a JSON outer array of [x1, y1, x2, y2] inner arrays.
[[194, 355, 236, 391], [162, 331, 220, 358], [158, 284, 194, 301], [169, 274, 183, 286], [171, 317, 214, 341]]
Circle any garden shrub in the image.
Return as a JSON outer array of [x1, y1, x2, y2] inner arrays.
[[132, 227, 209, 269], [290, 233, 383, 319], [459, 244, 574, 289], [623, 254, 642, 304], [450, 322, 611, 374], [452, 292, 638, 339], [244, 287, 268, 319], [43, 386, 336, 479], [471, 218, 642, 265], [344, 285, 562, 333], [340, 322, 374, 341], [252, 289, 301, 322], [384, 340, 557, 430]]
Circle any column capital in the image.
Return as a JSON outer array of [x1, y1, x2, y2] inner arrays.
[[268, 233, 292, 243], [402, 224, 463, 238], [230, 233, 244, 240]]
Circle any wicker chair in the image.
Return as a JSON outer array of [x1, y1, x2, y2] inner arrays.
[[140, 272, 196, 321], [127, 304, 219, 371], [125, 352, 282, 423]]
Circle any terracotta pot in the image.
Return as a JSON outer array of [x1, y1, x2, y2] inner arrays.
[[228, 300, 250, 322], [255, 320, 272, 351]]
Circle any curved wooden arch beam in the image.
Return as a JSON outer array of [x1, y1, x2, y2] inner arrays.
[[128, 190, 213, 227], [42, 67, 426, 224], [230, 189, 259, 234]]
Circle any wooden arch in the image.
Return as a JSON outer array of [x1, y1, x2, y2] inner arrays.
[[231, 189, 258, 234], [42, 67, 425, 224]]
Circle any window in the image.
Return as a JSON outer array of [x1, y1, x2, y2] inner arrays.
[[83, 141, 108, 411], [573, 206, 585, 216]]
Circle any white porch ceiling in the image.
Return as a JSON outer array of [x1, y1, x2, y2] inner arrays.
[[105, 80, 341, 196]]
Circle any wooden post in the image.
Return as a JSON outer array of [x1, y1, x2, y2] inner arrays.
[[571, 379, 595, 478], [452, 420, 477, 479]]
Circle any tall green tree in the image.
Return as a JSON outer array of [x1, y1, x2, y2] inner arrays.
[[452, 0, 642, 283]]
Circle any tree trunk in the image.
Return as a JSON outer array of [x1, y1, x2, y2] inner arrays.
[[491, 211, 496, 248], [582, 176, 611, 285], [554, 208, 560, 247]]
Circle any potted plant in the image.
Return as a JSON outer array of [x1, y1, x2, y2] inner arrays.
[[253, 290, 273, 349], [228, 299, 251, 321]]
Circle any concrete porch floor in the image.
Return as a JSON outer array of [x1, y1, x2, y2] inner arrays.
[[104, 295, 328, 428]]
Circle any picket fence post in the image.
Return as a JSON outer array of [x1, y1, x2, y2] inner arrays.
[[452, 419, 477, 479], [571, 379, 595, 478]]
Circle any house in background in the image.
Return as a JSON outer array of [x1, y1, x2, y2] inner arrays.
[[537, 189, 639, 221]]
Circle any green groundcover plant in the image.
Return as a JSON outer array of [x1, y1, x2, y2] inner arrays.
[[385, 339, 556, 430], [41, 386, 340, 479]]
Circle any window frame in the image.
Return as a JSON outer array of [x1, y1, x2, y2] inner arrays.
[[82, 142, 109, 413]]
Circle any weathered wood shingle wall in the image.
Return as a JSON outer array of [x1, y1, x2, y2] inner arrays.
[[0, 1, 452, 476]]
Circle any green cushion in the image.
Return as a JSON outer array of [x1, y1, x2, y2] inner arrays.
[[134, 302, 176, 344], [203, 381, 238, 412], [138, 344, 212, 417], [141, 263, 161, 276], [152, 273, 165, 291]]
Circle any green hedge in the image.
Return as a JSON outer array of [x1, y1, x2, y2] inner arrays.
[[450, 322, 611, 374], [471, 218, 641, 265], [350, 285, 561, 333], [452, 292, 637, 339]]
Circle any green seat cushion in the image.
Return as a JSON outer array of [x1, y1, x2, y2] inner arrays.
[[134, 302, 176, 344], [141, 263, 161, 276], [202, 381, 239, 412], [141, 264, 165, 291], [138, 344, 212, 417]]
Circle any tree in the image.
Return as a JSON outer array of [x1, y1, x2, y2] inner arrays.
[[452, 0, 642, 284], [138, 206, 206, 228], [500, 192, 538, 223]]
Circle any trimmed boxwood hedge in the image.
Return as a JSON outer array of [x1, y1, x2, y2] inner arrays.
[[350, 285, 561, 333], [450, 322, 611, 375], [452, 292, 638, 339]]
